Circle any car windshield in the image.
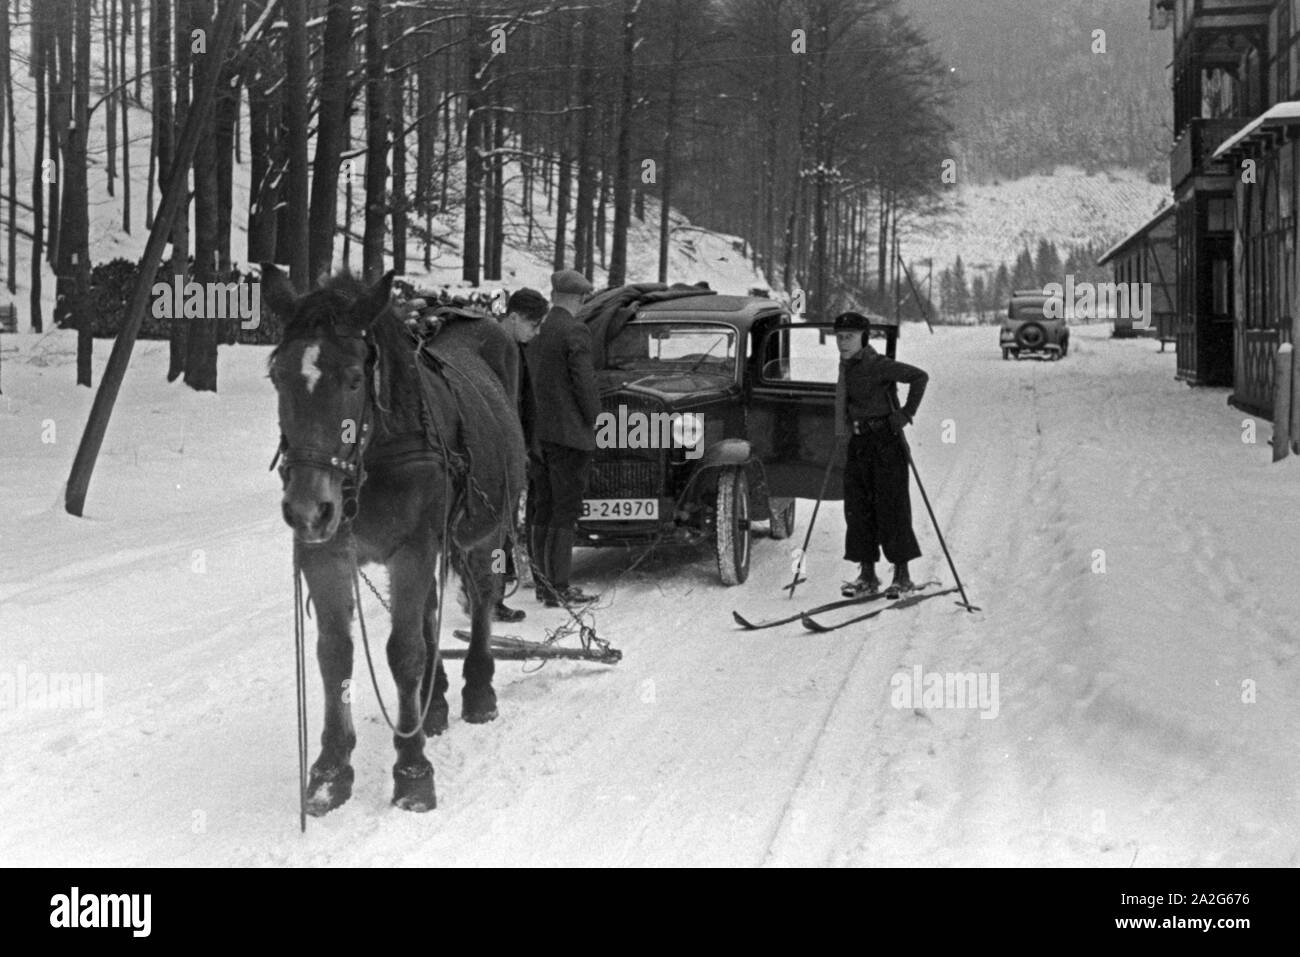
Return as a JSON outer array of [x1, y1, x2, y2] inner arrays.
[[606, 322, 738, 378], [1010, 300, 1047, 321]]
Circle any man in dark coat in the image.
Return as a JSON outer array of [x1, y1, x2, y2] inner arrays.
[[833, 311, 928, 598], [502, 288, 548, 446], [525, 270, 601, 607], [493, 288, 549, 617]]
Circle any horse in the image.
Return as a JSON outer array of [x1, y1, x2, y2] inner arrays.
[[265, 267, 525, 814]]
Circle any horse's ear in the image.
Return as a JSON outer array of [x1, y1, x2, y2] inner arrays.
[[260, 264, 298, 318], [359, 269, 397, 326]]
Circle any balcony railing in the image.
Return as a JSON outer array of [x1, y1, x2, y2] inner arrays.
[[1171, 117, 1244, 189]]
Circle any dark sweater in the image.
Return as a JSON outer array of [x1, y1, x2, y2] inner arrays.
[[834, 344, 928, 436]]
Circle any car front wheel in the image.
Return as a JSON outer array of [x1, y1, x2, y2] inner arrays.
[[715, 467, 751, 585]]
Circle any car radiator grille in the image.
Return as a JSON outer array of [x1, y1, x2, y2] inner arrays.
[[586, 392, 668, 500]]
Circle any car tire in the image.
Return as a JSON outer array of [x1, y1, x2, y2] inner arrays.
[[1002, 348, 1011, 361], [1015, 321, 1047, 352], [715, 467, 751, 585], [1061, 338, 1069, 357], [768, 497, 796, 540]]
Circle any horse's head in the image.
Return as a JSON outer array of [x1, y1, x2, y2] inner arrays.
[[266, 267, 394, 543]]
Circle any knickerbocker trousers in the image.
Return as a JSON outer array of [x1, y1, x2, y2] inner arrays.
[[843, 429, 922, 566]]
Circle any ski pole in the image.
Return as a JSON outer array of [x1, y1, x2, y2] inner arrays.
[[888, 394, 979, 613], [784, 435, 841, 599]]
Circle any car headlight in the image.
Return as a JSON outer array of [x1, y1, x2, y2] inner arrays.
[[672, 413, 704, 450]]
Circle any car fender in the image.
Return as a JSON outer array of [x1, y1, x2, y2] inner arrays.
[[697, 438, 752, 471]]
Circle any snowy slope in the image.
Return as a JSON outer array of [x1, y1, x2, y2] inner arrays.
[[2, 326, 1296, 866], [902, 166, 1171, 279]]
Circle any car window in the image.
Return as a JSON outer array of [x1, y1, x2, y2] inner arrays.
[[607, 322, 738, 376], [758, 326, 841, 386]]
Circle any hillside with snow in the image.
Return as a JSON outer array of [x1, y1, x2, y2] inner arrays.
[[901, 166, 1171, 281]]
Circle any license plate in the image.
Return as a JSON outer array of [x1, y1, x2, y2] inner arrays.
[[581, 499, 659, 521]]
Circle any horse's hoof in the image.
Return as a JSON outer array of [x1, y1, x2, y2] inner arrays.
[[462, 687, 498, 724], [392, 761, 436, 812], [305, 763, 354, 817], [423, 697, 450, 737], [462, 704, 498, 724]]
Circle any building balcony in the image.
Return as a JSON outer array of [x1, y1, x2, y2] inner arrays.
[[1171, 117, 1245, 190]]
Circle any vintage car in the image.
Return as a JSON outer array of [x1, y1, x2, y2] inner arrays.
[[575, 289, 899, 585], [1000, 289, 1069, 360]]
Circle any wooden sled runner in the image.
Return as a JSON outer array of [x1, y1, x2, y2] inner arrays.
[[442, 629, 623, 664]]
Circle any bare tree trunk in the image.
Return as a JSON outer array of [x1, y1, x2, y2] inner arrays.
[[608, 0, 637, 287], [72, 0, 91, 386], [106, 0, 116, 196], [308, 0, 352, 282], [416, 18, 435, 269], [133, 0, 143, 103], [2, 0, 16, 294], [572, 11, 596, 275], [167, 0, 191, 382], [283, 0, 310, 288], [30, 0, 45, 331], [390, 10, 407, 277], [214, 3, 240, 276], [46, 0, 65, 271], [362, 0, 388, 282], [657, 12, 681, 284], [246, 58, 278, 263], [486, 98, 504, 280], [121, 0, 130, 233], [462, 6, 483, 283], [185, 0, 219, 393]]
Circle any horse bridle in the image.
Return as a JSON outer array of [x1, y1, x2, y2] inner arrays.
[[270, 330, 376, 523]]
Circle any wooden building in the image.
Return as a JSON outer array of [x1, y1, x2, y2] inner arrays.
[[1097, 204, 1177, 341], [1157, 0, 1299, 417]]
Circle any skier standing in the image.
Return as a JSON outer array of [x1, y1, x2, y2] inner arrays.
[[832, 311, 928, 599]]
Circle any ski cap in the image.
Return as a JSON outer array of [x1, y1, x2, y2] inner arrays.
[[832, 311, 872, 332]]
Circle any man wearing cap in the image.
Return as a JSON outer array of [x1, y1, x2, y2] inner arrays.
[[833, 311, 928, 599], [482, 287, 549, 623], [525, 270, 601, 607]]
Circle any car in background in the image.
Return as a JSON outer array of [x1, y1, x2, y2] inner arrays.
[[1001, 289, 1069, 360]]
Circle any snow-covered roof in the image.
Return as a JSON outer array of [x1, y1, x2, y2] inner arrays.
[[1096, 202, 1176, 266], [1212, 102, 1300, 160]]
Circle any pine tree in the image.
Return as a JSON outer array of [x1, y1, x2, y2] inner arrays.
[[970, 274, 987, 324], [949, 255, 969, 320], [1012, 247, 1036, 292], [993, 262, 1012, 313], [1035, 238, 1062, 287]]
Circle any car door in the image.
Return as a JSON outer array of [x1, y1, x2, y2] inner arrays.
[[747, 322, 845, 500]]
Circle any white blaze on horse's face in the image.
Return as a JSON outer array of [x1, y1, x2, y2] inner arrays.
[[301, 341, 323, 394]]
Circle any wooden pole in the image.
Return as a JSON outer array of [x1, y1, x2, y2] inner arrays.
[[1273, 342, 1292, 463], [1292, 325, 1300, 455], [65, 0, 241, 516]]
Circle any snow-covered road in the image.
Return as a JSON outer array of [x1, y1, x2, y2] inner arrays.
[[2, 324, 1296, 866]]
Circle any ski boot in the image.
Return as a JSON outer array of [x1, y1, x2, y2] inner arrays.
[[842, 564, 883, 599], [886, 562, 915, 601], [493, 601, 526, 623]]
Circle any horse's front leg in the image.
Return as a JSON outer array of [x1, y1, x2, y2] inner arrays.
[[386, 544, 438, 812], [298, 542, 357, 816], [461, 545, 499, 724]]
